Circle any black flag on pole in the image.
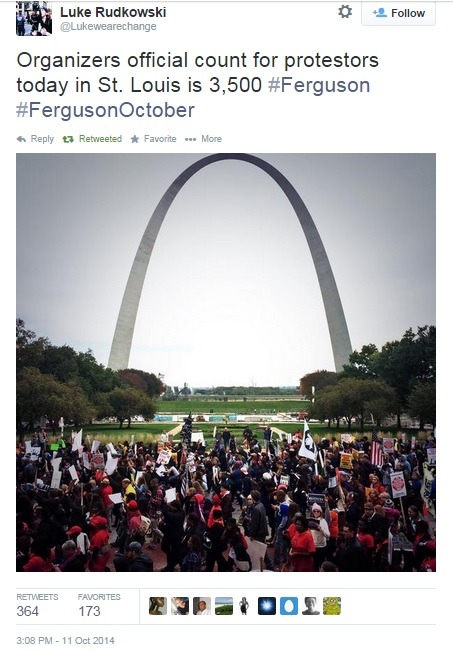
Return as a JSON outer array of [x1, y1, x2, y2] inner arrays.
[[181, 413, 193, 448]]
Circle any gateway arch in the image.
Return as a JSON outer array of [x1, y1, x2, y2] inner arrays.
[[108, 154, 352, 373]]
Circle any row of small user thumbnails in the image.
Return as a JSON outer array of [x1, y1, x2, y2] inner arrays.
[[149, 596, 341, 616]]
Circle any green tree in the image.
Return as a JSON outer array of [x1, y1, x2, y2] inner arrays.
[[17, 320, 121, 402], [375, 326, 435, 427], [118, 369, 165, 398], [311, 378, 398, 430], [299, 370, 338, 398], [407, 380, 436, 429], [311, 385, 343, 428], [16, 367, 95, 434], [16, 319, 49, 373], [103, 387, 156, 429], [340, 343, 380, 379]]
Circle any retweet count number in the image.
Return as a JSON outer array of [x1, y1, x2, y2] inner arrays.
[[17, 606, 39, 616]]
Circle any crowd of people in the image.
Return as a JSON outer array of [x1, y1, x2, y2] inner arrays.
[[16, 4, 52, 36], [16, 423, 436, 572]]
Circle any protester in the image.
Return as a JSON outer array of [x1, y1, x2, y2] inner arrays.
[[309, 503, 330, 570], [125, 541, 153, 571], [287, 514, 316, 572], [16, 424, 435, 573]]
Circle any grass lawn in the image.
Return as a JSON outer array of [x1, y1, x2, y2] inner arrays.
[[155, 398, 311, 414], [47, 421, 428, 447]]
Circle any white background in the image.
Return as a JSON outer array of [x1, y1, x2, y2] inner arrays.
[[6, 1, 451, 649]]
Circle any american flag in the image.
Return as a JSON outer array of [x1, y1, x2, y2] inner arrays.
[[180, 465, 189, 499], [370, 426, 383, 468]]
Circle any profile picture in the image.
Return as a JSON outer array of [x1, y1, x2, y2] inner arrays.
[[149, 597, 166, 615], [258, 597, 276, 615], [302, 597, 320, 615], [193, 597, 211, 615], [215, 597, 233, 615], [16, 3, 52, 36], [323, 597, 342, 615], [171, 597, 189, 615]]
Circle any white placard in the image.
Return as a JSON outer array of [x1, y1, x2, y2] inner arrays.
[[50, 458, 61, 472], [71, 429, 83, 452], [341, 433, 354, 444], [91, 440, 101, 453], [155, 464, 166, 477], [109, 493, 124, 505], [105, 452, 119, 475], [157, 450, 171, 465], [165, 488, 176, 503], [68, 465, 79, 484], [191, 431, 205, 444], [50, 471, 62, 489], [390, 471, 407, 498]]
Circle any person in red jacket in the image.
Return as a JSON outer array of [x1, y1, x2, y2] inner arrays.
[[287, 514, 315, 572], [88, 515, 110, 571], [100, 478, 114, 531], [126, 500, 145, 546], [419, 540, 436, 572], [22, 538, 54, 572]]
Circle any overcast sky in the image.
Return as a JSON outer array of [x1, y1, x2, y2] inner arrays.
[[16, 153, 435, 388]]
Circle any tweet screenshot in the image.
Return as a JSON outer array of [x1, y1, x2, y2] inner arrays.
[[10, 0, 448, 647]]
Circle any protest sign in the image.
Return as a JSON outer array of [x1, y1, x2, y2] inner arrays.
[[155, 464, 166, 477], [421, 463, 435, 516], [92, 453, 104, 469], [307, 493, 326, 508], [191, 431, 205, 444], [426, 448, 436, 465], [390, 471, 407, 498], [71, 429, 83, 452], [341, 434, 354, 444], [68, 465, 79, 484], [91, 440, 101, 453], [340, 453, 353, 470], [382, 438, 395, 454], [391, 531, 413, 552], [165, 488, 176, 503], [50, 458, 61, 473], [280, 474, 290, 487], [157, 450, 171, 465], [50, 471, 62, 489], [109, 493, 124, 505], [105, 453, 118, 475]]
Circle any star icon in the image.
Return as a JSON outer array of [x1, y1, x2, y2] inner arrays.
[[131, 135, 139, 143]]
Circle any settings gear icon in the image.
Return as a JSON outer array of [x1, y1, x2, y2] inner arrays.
[[338, 4, 353, 18]]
